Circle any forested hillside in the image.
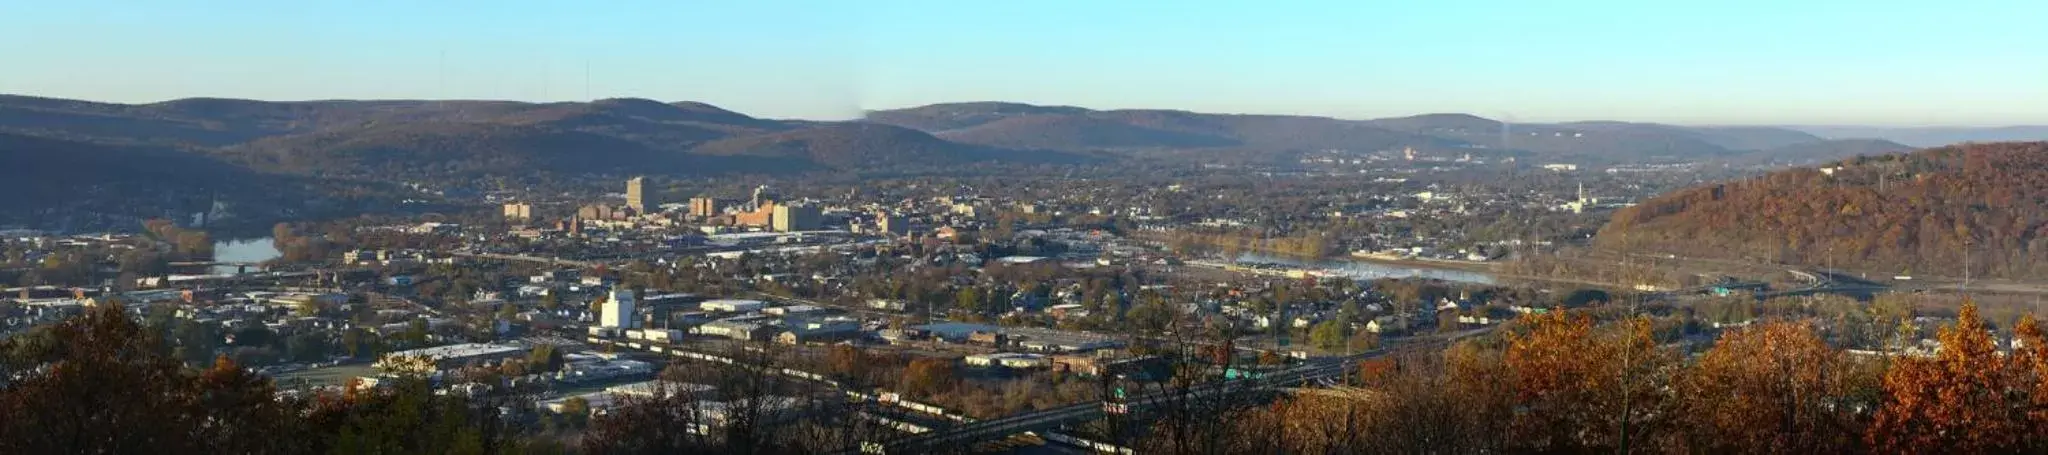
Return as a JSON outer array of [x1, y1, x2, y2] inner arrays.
[[1599, 142, 2048, 279]]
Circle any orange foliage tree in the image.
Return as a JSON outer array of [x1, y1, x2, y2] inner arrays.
[[1675, 321, 1870, 452], [1505, 310, 1672, 452], [1869, 302, 2040, 452]]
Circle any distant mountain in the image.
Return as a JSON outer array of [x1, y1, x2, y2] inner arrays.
[[1788, 125, 2048, 148], [1550, 122, 1779, 159], [1681, 126, 1827, 151], [1598, 141, 2048, 279], [0, 95, 787, 150], [221, 122, 681, 178], [869, 103, 1461, 155], [0, 95, 293, 147], [0, 133, 310, 230], [4, 94, 1997, 185], [0, 95, 849, 180], [1368, 114, 1738, 161], [1362, 113, 1503, 135], [691, 123, 1080, 169], [937, 115, 1238, 150], [862, 102, 1095, 132], [866, 102, 1861, 163], [1368, 114, 1830, 161], [1730, 138, 1915, 166]]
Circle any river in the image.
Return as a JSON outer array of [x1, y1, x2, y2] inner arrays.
[[211, 237, 281, 275], [1235, 253, 1497, 285]]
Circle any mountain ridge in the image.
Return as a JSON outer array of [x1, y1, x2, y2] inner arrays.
[[1598, 141, 2048, 279]]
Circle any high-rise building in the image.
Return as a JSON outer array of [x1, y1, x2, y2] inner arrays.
[[626, 177, 658, 214], [877, 212, 908, 236], [501, 202, 532, 221], [689, 197, 720, 218], [772, 204, 821, 232], [601, 289, 637, 329]]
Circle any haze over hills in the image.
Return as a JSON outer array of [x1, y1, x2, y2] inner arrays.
[[1787, 125, 2048, 148], [1738, 138, 1916, 166], [1598, 141, 2048, 279], [0, 132, 332, 230], [689, 123, 1090, 169], [867, 102, 1926, 163], [2, 94, 2026, 188], [0, 95, 1092, 179]]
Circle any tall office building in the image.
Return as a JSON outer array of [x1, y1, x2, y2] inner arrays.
[[626, 177, 658, 214], [877, 212, 908, 236], [601, 288, 637, 329], [772, 204, 822, 232], [689, 197, 720, 218]]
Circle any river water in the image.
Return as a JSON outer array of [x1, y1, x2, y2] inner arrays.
[[211, 237, 281, 275], [1235, 253, 1497, 285]]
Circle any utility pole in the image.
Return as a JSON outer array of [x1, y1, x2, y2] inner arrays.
[[1619, 279, 1641, 454]]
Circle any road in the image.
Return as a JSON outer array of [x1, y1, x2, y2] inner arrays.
[[571, 327, 1127, 454], [452, 252, 611, 269], [841, 328, 1489, 455]]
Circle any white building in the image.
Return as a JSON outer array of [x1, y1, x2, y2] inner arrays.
[[602, 289, 638, 329], [700, 299, 768, 313], [964, 352, 1050, 369]]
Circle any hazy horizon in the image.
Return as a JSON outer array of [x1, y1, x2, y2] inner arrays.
[[6, 1, 2046, 126]]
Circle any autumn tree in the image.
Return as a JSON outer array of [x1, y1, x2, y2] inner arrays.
[[1869, 301, 2035, 453], [0, 303, 205, 454], [901, 357, 959, 398], [1505, 310, 1673, 452], [1676, 321, 1869, 453]]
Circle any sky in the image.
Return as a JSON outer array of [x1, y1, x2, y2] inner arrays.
[[3, 0, 2045, 125]]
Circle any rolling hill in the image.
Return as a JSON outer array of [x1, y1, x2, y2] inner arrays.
[[1730, 138, 1915, 166], [0, 94, 1985, 185], [1790, 125, 2048, 147], [935, 114, 1239, 150], [690, 123, 1078, 169], [1597, 141, 2048, 279], [869, 103, 1463, 155], [0, 133, 314, 230], [872, 102, 1858, 162], [221, 122, 679, 178]]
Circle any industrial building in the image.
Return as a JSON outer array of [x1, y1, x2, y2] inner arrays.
[[699, 299, 768, 313], [602, 289, 638, 329], [776, 320, 862, 345], [695, 319, 777, 341], [375, 343, 528, 372]]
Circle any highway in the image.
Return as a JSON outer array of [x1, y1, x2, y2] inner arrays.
[[451, 252, 612, 269], [841, 328, 1489, 455], [842, 352, 1377, 454], [572, 330, 1128, 454]]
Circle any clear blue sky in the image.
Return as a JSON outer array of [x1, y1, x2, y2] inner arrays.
[[3, 0, 2044, 125]]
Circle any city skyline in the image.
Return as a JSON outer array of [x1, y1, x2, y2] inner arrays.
[[4, 1, 2046, 126]]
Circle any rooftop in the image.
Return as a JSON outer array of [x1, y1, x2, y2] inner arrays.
[[383, 343, 524, 361]]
